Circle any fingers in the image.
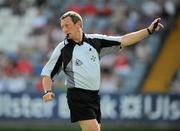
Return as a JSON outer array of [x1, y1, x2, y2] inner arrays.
[[152, 18, 160, 32], [155, 18, 161, 23], [152, 18, 160, 25], [43, 92, 55, 102], [155, 18, 164, 28], [158, 23, 164, 28], [150, 17, 164, 32], [157, 18, 161, 21], [154, 20, 164, 31]]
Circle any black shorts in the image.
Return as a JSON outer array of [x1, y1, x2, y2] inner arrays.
[[67, 88, 101, 123]]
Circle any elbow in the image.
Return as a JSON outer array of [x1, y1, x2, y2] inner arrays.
[[121, 36, 129, 47], [41, 75, 51, 80]]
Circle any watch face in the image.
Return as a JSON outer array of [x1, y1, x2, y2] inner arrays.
[[45, 90, 52, 94]]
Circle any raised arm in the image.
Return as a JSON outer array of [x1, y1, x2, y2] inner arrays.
[[121, 18, 164, 46]]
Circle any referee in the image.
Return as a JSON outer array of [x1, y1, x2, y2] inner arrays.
[[41, 11, 163, 131]]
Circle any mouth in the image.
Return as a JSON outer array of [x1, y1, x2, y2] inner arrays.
[[66, 33, 70, 38]]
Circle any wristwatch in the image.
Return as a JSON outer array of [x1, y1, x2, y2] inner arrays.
[[44, 90, 53, 94], [147, 28, 152, 35]]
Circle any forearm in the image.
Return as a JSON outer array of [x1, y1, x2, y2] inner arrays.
[[121, 28, 149, 46], [42, 76, 53, 92]]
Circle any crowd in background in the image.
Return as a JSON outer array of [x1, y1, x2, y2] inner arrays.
[[0, 0, 179, 94]]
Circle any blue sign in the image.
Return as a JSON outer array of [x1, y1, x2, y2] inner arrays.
[[0, 93, 180, 123]]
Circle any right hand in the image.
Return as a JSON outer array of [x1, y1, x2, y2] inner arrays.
[[43, 92, 55, 102]]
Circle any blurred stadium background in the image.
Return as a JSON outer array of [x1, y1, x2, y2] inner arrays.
[[0, 0, 179, 130]]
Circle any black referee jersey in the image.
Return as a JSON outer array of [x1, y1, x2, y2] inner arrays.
[[41, 33, 122, 91]]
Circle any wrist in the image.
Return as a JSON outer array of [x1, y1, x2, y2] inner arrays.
[[44, 90, 53, 94], [147, 28, 152, 35]]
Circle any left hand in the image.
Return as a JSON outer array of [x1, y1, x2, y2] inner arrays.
[[148, 18, 164, 34]]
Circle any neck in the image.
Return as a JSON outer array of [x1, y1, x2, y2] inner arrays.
[[73, 30, 83, 43]]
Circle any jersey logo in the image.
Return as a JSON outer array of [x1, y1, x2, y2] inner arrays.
[[75, 59, 83, 66], [91, 55, 96, 62]]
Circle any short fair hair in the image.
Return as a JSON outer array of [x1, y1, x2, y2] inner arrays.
[[60, 11, 83, 28]]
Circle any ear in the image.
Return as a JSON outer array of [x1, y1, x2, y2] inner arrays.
[[76, 21, 83, 28]]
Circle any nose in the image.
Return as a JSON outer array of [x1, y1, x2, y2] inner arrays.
[[63, 28, 69, 35], [62, 28, 67, 33], [61, 26, 70, 36]]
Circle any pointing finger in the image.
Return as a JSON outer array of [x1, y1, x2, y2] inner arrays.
[[158, 23, 164, 28]]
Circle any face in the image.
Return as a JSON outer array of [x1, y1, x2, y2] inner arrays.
[[60, 16, 81, 39]]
